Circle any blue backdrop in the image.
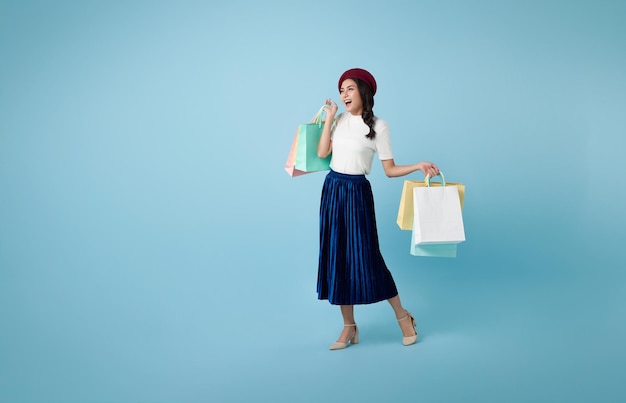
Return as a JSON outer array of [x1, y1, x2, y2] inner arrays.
[[1, 0, 625, 402]]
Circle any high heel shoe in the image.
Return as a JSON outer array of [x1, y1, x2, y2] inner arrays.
[[329, 323, 359, 350], [397, 311, 418, 346]]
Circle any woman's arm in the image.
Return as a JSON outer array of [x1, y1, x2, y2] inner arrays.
[[317, 99, 337, 158], [381, 159, 440, 178]]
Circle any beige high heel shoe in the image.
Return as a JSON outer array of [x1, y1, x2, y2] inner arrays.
[[329, 324, 359, 350], [397, 311, 418, 346]]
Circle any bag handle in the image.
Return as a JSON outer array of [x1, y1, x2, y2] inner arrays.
[[425, 172, 446, 187], [309, 105, 325, 126]]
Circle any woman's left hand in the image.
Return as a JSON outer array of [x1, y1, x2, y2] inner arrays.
[[418, 161, 440, 178]]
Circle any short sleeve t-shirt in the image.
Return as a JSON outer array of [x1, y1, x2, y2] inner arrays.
[[330, 112, 394, 175]]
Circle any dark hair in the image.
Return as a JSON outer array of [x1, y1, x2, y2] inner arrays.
[[353, 78, 376, 139]]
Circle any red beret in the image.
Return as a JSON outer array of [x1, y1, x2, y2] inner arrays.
[[338, 68, 377, 95]]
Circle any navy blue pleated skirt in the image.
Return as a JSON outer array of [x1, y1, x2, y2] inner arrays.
[[317, 170, 398, 305]]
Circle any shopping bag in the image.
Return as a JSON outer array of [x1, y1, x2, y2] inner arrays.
[[284, 128, 310, 177], [410, 243, 458, 258], [411, 172, 466, 245], [284, 105, 332, 176], [295, 106, 332, 172], [397, 176, 465, 230]]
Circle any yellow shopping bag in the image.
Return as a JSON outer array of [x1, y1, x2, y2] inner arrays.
[[397, 175, 465, 230]]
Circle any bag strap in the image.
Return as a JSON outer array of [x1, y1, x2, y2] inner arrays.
[[307, 104, 337, 132], [309, 105, 326, 126], [425, 172, 446, 187]]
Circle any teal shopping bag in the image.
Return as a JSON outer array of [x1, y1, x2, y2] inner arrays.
[[410, 243, 458, 258], [294, 105, 331, 172]]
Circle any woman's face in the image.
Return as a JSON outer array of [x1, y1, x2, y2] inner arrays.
[[339, 79, 363, 115]]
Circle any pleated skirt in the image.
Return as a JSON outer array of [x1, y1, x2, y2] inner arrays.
[[317, 170, 398, 305]]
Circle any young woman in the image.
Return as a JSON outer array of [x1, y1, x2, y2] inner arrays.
[[316, 68, 440, 350]]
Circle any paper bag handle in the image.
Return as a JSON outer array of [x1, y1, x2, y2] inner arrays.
[[310, 105, 327, 127], [425, 172, 446, 187], [309, 104, 337, 131]]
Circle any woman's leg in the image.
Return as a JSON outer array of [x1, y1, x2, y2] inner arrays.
[[388, 295, 417, 337], [335, 305, 357, 342]]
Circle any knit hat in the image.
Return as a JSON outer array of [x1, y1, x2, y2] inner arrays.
[[338, 68, 377, 95]]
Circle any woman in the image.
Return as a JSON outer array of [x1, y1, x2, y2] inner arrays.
[[317, 68, 440, 350]]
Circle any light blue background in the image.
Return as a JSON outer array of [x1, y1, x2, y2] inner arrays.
[[1, 0, 625, 402]]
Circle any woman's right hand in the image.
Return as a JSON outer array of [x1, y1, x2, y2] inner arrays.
[[324, 98, 338, 118], [318, 99, 336, 158]]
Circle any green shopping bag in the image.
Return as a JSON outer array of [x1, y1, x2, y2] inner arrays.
[[294, 105, 331, 172], [411, 243, 458, 258]]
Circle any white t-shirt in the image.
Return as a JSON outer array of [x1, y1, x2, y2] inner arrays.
[[330, 112, 394, 175]]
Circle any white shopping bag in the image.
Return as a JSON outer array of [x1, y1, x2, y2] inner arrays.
[[411, 173, 466, 247]]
